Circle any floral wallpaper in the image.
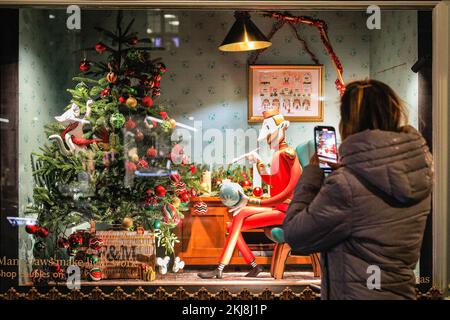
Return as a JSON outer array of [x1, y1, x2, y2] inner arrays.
[[370, 11, 419, 129]]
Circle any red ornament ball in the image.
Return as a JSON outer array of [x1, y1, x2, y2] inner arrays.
[[141, 96, 153, 108], [37, 227, 49, 238], [128, 36, 139, 45], [126, 161, 137, 172], [180, 192, 190, 203], [79, 59, 90, 72], [95, 42, 106, 54], [25, 224, 39, 235], [241, 172, 247, 179], [252, 187, 263, 197], [119, 96, 127, 104], [146, 147, 157, 158], [241, 180, 252, 188], [155, 185, 166, 197], [189, 164, 197, 174]]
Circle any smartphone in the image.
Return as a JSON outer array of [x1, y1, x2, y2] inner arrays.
[[314, 126, 338, 172]]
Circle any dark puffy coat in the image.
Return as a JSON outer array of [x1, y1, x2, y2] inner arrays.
[[283, 127, 433, 300]]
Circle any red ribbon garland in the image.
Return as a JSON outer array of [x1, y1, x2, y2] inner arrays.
[[250, 11, 346, 95]]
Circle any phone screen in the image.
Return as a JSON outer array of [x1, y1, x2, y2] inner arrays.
[[314, 126, 338, 172]]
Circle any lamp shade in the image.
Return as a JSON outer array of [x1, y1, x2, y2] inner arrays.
[[218, 12, 272, 52]]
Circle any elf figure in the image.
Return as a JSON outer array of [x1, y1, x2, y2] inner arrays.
[[198, 109, 302, 279]]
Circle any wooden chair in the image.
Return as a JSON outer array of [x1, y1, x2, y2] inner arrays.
[[265, 227, 321, 279]]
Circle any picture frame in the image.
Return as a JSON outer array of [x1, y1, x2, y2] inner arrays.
[[248, 65, 324, 123]]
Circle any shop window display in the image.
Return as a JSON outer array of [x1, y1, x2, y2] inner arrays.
[[0, 3, 441, 301]]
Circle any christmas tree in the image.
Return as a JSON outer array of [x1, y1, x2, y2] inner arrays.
[[26, 12, 199, 260]]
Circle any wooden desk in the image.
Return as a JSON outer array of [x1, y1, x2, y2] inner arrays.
[[176, 197, 311, 266]]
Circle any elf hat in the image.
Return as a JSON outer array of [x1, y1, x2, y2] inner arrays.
[[257, 108, 289, 141]]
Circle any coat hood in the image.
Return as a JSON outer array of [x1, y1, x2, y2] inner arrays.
[[339, 126, 433, 205]]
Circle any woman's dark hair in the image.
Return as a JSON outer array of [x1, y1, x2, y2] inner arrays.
[[339, 79, 408, 140]]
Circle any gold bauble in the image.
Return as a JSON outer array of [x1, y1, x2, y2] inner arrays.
[[122, 217, 134, 230], [126, 96, 138, 109]]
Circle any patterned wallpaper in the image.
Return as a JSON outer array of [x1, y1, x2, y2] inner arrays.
[[370, 11, 419, 128]]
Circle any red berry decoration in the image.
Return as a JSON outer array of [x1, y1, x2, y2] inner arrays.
[[141, 96, 153, 108], [189, 164, 197, 174], [95, 42, 106, 54], [79, 59, 90, 72], [119, 96, 127, 104], [128, 36, 138, 45], [146, 147, 157, 158], [155, 185, 166, 197], [25, 224, 39, 235], [37, 227, 49, 238], [252, 187, 263, 197]]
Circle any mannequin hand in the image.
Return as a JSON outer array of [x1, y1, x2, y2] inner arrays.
[[246, 151, 261, 164], [229, 190, 249, 216]]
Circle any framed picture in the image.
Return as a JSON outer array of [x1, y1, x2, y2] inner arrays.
[[248, 65, 324, 123]]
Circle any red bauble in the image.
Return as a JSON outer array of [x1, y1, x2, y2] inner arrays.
[[119, 96, 127, 104], [141, 96, 153, 108], [95, 42, 106, 54], [126, 161, 137, 171], [37, 227, 49, 238], [79, 59, 90, 72], [159, 111, 168, 120], [124, 118, 136, 130], [252, 187, 263, 197], [241, 172, 247, 179], [128, 36, 138, 45], [189, 164, 197, 174], [155, 185, 166, 197], [25, 224, 39, 235], [180, 192, 190, 203], [241, 180, 252, 188], [146, 147, 157, 158]]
